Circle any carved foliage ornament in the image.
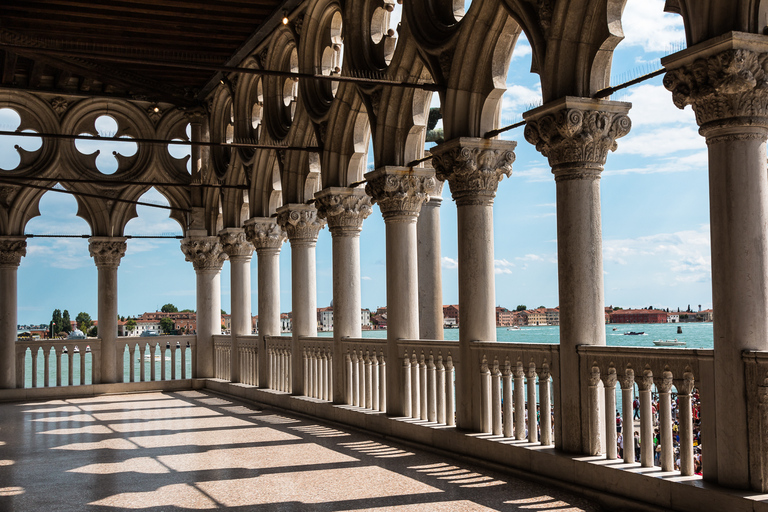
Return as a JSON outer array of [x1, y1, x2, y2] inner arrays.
[[219, 230, 254, 259], [365, 173, 437, 218], [244, 220, 286, 250], [432, 143, 516, 206], [663, 49, 768, 129], [315, 192, 372, 233], [276, 207, 326, 242], [89, 239, 127, 268], [0, 237, 26, 267], [180, 237, 227, 271], [523, 108, 631, 172]]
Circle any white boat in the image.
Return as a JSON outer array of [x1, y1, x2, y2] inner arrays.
[[653, 339, 686, 347], [507, 326, 521, 331]]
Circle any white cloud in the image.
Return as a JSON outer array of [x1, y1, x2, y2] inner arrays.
[[26, 239, 91, 270], [361, 276, 372, 281], [512, 165, 551, 183], [512, 42, 532, 60], [620, 0, 685, 53], [502, 84, 542, 113], [619, 126, 705, 157], [441, 256, 458, 269], [605, 149, 707, 176], [494, 259, 515, 274], [621, 84, 696, 128]]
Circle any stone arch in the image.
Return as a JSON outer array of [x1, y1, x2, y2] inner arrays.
[[264, 27, 301, 141], [320, 82, 370, 187], [233, 56, 265, 164], [303, 152, 322, 203], [665, 0, 768, 46], [209, 85, 236, 179], [0, 92, 60, 177]]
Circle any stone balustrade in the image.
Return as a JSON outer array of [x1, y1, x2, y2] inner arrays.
[[265, 335, 292, 392], [214, 334, 259, 385], [342, 338, 386, 411], [119, 335, 196, 383], [16, 338, 100, 387], [299, 336, 333, 401], [398, 339, 458, 425]]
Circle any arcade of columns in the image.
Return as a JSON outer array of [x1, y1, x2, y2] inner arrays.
[[1, 0, 768, 495]]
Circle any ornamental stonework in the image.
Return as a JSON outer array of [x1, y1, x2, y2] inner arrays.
[[244, 218, 286, 251], [180, 236, 227, 271], [314, 188, 372, 234], [364, 168, 437, 220], [431, 138, 516, 206], [0, 237, 27, 267], [89, 237, 127, 268], [276, 205, 325, 243], [218, 229, 254, 259], [663, 48, 768, 130], [523, 107, 631, 172]]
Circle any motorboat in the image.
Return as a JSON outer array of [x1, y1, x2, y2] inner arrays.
[[507, 326, 521, 330], [653, 339, 686, 347], [623, 331, 645, 335]]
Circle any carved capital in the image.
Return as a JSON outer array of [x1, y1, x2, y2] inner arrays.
[[677, 371, 695, 396], [619, 368, 635, 390], [602, 366, 618, 388], [589, 365, 601, 387], [638, 370, 654, 392], [663, 35, 768, 133], [314, 188, 372, 235], [538, 363, 551, 381], [525, 363, 537, 380], [89, 237, 127, 268], [364, 167, 437, 220], [430, 138, 516, 206], [180, 236, 227, 272], [523, 98, 631, 175], [276, 204, 325, 244], [218, 228, 254, 260], [244, 217, 286, 251], [656, 371, 674, 393], [0, 237, 26, 268]]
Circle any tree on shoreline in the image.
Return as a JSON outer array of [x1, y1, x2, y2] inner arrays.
[[161, 303, 178, 313]]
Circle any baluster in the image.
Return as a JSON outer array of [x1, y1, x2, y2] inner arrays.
[[539, 365, 552, 446], [171, 343, 177, 380], [326, 352, 332, 401], [44, 347, 50, 387], [149, 343, 156, 381], [270, 347, 276, 389], [31, 347, 38, 388], [639, 370, 654, 467], [345, 352, 353, 404], [491, 359, 502, 435], [183, 342, 189, 379], [503, 359, 513, 438], [67, 346, 74, 386], [280, 348, 286, 391], [411, 353, 420, 419], [160, 343, 167, 381], [55, 347, 62, 387], [371, 350, 380, 410], [480, 358, 491, 433], [365, 351, 373, 409], [403, 351, 412, 418], [303, 349, 309, 397], [658, 371, 674, 471], [514, 362, 526, 440], [287, 347, 292, 393], [351, 351, 360, 406], [419, 353, 428, 421], [128, 344, 135, 382], [139, 344, 146, 382], [357, 350, 365, 406], [314, 349, 320, 398], [79, 345, 86, 385], [621, 368, 636, 464], [603, 366, 618, 460], [526, 363, 538, 443], [378, 352, 386, 412], [587, 366, 602, 454], [427, 354, 436, 422], [445, 356, 455, 426], [436, 355, 446, 424], [678, 372, 695, 476]]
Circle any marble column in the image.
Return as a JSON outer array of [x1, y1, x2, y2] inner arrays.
[[315, 188, 372, 404], [417, 178, 445, 340], [524, 98, 631, 452], [277, 204, 325, 395], [0, 237, 25, 389], [219, 228, 254, 383], [181, 235, 226, 379], [432, 138, 516, 432], [365, 167, 436, 417], [89, 237, 127, 384], [244, 217, 286, 389], [663, 33, 768, 490]]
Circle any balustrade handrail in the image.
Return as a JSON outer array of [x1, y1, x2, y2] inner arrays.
[[579, 345, 713, 358], [16, 338, 101, 350]]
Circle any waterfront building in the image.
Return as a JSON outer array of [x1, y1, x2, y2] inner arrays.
[[610, 309, 669, 324], [495, 306, 515, 327], [0, 2, 766, 511], [545, 307, 560, 326]]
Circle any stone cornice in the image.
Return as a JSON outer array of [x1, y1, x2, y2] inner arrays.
[[364, 167, 437, 220], [523, 97, 631, 176], [430, 138, 516, 206], [218, 228, 254, 260], [244, 217, 286, 251], [0, 236, 26, 268], [663, 33, 768, 132], [180, 236, 227, 272], [276, 204, 325, 244], [89, 237, 127, 268], [314, 187, 372, 235]]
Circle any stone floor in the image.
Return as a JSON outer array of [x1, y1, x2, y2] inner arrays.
[[0, 390, 603, 511]]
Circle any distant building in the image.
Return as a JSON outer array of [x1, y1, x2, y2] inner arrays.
[[698, 309, 714, 322], [610, 309, 668, 324], [514, 311, 528, 326], [545, 308, 560, 326], [667, 313, 680, 323], [361, 308, 371, 329], [443, 305, 459, 326], [140, 311, 196, 334], [281, 313, 292, 332], [317, 307, 333, 332], [496, 307, 514, 327], [527, 308, 547, 326]]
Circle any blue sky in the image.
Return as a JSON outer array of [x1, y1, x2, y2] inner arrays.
[[4, 0, 712, 326]]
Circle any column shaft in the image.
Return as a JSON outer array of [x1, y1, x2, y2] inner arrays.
[[229, 256, 251, 382], [257, 248, 281, 388], [90, 237, 126, 384], [417, 192, 444, 340], [0, 265, 19, 388]]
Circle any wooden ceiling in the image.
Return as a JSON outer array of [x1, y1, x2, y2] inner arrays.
[[0, 0, 294, 106]]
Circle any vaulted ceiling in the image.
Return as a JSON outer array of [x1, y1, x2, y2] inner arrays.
[[0, 0, 295, 106]]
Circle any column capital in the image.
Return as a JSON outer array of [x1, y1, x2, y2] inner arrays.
[[89, 236, 127, 268], [676, 371, 695, 396], [364, 167, 438, 220], [619, 367, 635, 390], [244, 217, 286, 252], [180, 236, 227, 272], [601, 366, 618, 388], [430, 138, 516, 206], [314, 187, 372, 235], [663, 32, 768, 135], [0, 236, 26, 268], [655, 370, 674, 393], [638, 369, 654, 391], [218, 227, 254, 261], [523, 97, 631, 177], [276, 203, 325, 245]]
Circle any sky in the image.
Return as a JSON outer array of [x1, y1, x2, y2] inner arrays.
[[3, 0, 713, 326]]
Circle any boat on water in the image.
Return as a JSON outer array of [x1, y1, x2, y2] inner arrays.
[[612, 327, 618, 331], [623, 331, 645, 335], [507, 326, 521, 331], [653, 339, 686, 347]]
